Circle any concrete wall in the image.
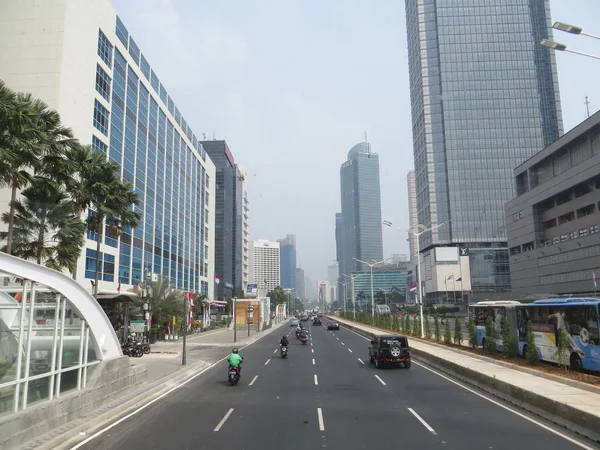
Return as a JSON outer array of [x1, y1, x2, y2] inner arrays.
[[0, 356, 147, 450]]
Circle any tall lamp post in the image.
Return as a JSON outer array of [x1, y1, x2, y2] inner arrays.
[[539, 22, 600, 61], [353, 257, 392, 323], [341, 273, 355, 320], [383, 220, 449, 338]]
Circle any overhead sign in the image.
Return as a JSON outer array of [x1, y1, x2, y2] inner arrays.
[[247, 284, 258, 298]]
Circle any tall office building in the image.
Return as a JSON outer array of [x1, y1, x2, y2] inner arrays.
[[407, 170, 419, 266], [252, 240, 280, 293], [278, 234, 297, 290], [295, 267, 306, 300], [201, 140, 240, 300], [237, 167, 250, 295], [406, 0, 562, 303], [339, 141, 384, 277], [0, 0, 216, 297]]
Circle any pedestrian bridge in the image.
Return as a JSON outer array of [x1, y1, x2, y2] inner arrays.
[[0, 252, 143, 449]]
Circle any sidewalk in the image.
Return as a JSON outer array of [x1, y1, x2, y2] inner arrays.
[[334, 315, 600, 444]]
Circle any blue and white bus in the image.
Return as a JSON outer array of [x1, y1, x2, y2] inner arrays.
[[516, 298, 600, 372]]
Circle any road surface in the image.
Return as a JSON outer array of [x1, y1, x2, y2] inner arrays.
[[72, 319, 597, 450]]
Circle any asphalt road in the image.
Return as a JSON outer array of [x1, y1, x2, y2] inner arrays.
[[71, 319, 598, 450]]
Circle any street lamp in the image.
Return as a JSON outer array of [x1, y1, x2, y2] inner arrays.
[[540, 39, 600, 60], [553, 22, 600, 40], [353, 257, 392, 323], [340, 273, 355, 320], [383, 219, 449, 338]]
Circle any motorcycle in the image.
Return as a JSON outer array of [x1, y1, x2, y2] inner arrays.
[[280, 345, 288, 358], [228, 365, 240, 386], [300, 336, 307, 345]]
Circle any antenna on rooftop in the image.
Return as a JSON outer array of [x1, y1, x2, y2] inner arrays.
[[365, 130, 371, 157], [585, 95, 591, 118]]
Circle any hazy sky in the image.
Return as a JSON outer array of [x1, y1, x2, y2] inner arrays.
[[111, 0, 600, 286]]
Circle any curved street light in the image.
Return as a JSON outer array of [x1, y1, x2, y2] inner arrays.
[[353, 257, 392, 323]]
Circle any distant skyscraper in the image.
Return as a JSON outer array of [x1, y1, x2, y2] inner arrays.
[[390, 254, 408, 264], [339, 141, 384, 277], [406, 0, 562, 303], [335, 212, 344, 274], [252, 240, 280, 293], [407, 170, 418, 267], [295, 267, 305, 300], [278, 234, 297, 290]]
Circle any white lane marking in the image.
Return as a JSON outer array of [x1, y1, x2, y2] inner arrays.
[[69, 323, 286, 449], [249, 375, 258, 386], [214, 408, 235, 432], [374, 375, 387, 386], [408, 408, 436, 435], [348, 348, 353, 353], [317, 408, 325, 431], [357, 358, 365, 364], [311, 342, 313, 346], [339, 322, 596, 450], [273, 349, 278, 354], [336, 337, 340, 340], [311, 348, 314, 353], [312, 358, 316, 365], [314, 374, 319, 385], [264, 359, 271, 366], [341, 342, 345, 346]]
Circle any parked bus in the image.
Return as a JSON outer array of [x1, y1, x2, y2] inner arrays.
[[517, 298, 600, 372], [469, 301, 521, 355], [469, 298, 600, 372]]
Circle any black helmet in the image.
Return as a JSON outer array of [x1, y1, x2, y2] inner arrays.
[[282, 335, 286, 339], [232, 348, 239, 354]]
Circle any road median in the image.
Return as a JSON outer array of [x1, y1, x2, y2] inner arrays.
[[333, 316, 600, 444]]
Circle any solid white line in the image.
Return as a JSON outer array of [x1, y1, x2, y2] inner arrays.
[[348, 348, 353, 353], [312, 358, 316, 365], [408, 408, 436, 435], [374, 375, 387, 386], [357, 358, 365, 364], [339, 322, 595, 450], [249, 375, 258, 386], [317, 408, 325, 431], [264, 359, 271, 366], [68, 325, 282, 449], [314, 374, 318, 385], [214, 408, 234, 432]]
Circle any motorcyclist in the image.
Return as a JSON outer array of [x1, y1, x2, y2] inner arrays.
[[299, 328, 307, 341], [280, 335, 289, 347], [227, 348, 243, 376]]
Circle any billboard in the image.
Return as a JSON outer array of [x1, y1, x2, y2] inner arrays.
[[246, 283, 258, 298]]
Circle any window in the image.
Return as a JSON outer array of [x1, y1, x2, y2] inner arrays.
[[569, 231, 578, 240], [95, 65, 111, 101], [85, 248, 115, 281], [579, 228, 589, 237], [560, 234, 568, 242], [92, 135, 107, 154], [93, 100, 109, 135], [97, 30, 113, 67], [116, 16, 129, 48], [522, 242, 534, 252], [552, 236, 560, 244], [558, 212, 574, 225], [510, 246, 521, 255], [140, 55, 150, 79], [576, 204, 595, 218], [128, 37, 140, 64], [591, 225, 599, 234]]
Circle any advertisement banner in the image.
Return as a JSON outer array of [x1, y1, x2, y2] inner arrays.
[[247, 284, 258, 298]]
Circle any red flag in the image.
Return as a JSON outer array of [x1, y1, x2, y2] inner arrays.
[[117, 281, 121, 292]]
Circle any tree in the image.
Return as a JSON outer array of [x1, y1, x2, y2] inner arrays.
[[453, 317, 462, 345], [0, 179, 84, 272], [135, 277, 184, 327], [434, 315, 441, 341], [424, 314, 432, 339], [444, 319, 452, 345], [468, 314, 477, 348], [88, 177, 140, 297], [525, 321, 538, 364], [501, 317, 514, 358], [411, 316, 417, 336], [484, 317, 496, 353]]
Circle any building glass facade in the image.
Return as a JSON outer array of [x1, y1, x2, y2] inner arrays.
[[339, 142, 384, 277], [91, 18, 210, 293], [278, 234, 297, 290], [350, 269, 408, 309], [406, 0, 563, 296]]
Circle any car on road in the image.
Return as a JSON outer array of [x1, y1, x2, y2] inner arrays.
[[326, 321, 339, 330], [313, 318, 322, 326], [368, 334, 411, 369], [291, 318, 300, 327]]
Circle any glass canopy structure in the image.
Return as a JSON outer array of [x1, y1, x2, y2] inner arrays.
[[0, 252, 121, 416]]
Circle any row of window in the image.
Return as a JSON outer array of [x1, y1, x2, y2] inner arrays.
[[85, 249, 115, 282], [542, 201, 600, 231], [511, 224, 600, 256], [538, 243, 600, 268]]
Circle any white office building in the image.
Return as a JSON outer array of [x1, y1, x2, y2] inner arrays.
[[0, 0, 216, 298], [252, 240, 280, 293]]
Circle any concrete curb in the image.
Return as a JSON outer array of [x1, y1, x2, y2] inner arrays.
[[337, 319, 600, 445], [22, 320, 288, 450]]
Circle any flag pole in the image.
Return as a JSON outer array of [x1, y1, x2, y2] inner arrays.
[[452, 276, 456, 304]]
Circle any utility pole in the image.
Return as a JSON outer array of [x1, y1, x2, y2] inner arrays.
[[182, 294, 188, 365], [233, 298, 237, 343]]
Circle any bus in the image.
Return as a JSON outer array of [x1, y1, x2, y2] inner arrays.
[[469, 301, 521, 355], [517, 298, 600, 372], [469, 298, 600, 372]]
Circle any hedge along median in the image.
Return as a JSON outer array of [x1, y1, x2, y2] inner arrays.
[[333, 316, 600, 444]]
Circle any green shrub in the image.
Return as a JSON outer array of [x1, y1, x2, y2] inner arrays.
[[467, 315, 477, 348], [444, 319, 452, 345], [453, 318, 462, 345], [424, 314, 432, 339], [501, 317, 514, 358], [434, 316, 441, 341], [525, 320, 538, 364], [484, 317, 496, 353]]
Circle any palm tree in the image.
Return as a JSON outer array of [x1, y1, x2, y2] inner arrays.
[[135, 277, 184, 327], [63, 145, 119, 279], [88, 176, 140, 297], [0, 178, 85, 272]]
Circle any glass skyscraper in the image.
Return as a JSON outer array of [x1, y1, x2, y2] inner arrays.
[[0, 1, 216, 298], [405, 0, 562, 300], [339, 142, 384, 277], [278, 234, 297, 290]]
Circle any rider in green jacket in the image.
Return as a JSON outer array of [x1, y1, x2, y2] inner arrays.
[[228, 348, 243, 376]]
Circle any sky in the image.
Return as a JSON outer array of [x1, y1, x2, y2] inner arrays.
[[111, 0, 600, 287]]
